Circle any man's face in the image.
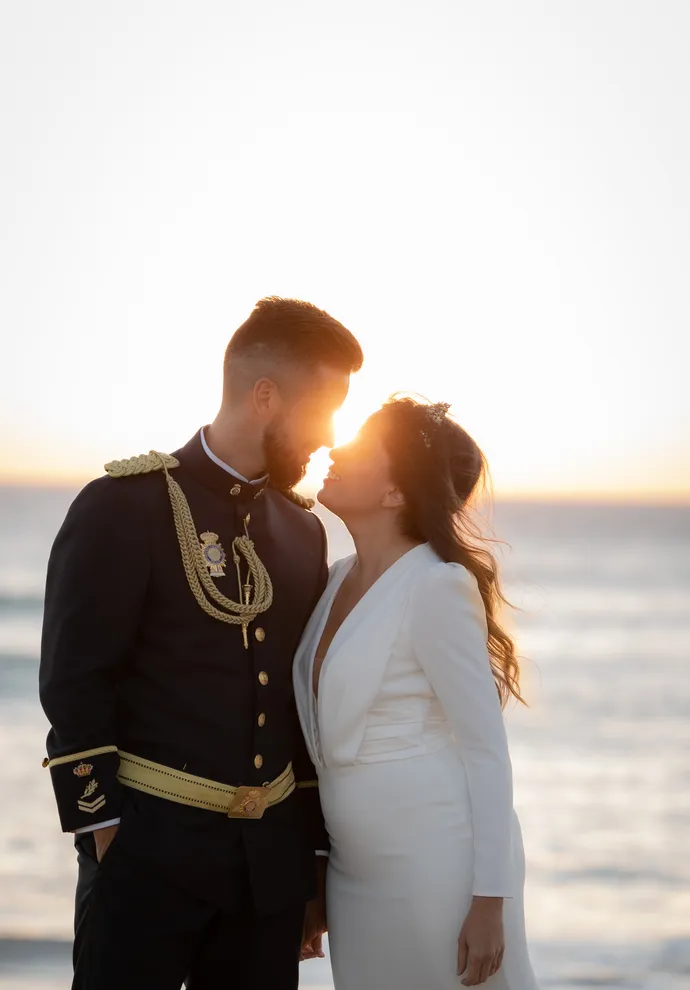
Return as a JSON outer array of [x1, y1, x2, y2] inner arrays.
[[263, 365, 351, 490]]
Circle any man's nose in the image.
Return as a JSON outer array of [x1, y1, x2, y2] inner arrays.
[[320, 421, 336, 450]]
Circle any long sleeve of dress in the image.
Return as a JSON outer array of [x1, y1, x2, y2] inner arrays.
[[409, 561, 514, 898]]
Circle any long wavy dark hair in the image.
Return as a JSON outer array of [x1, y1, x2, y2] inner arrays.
[[373, 396, 524, 708]]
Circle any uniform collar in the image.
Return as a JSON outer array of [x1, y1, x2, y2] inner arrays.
[[199, 427, 268, 486], [175, 430, 270, 503]]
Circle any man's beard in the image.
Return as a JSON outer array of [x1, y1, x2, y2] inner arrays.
[[263, 420, 309, 491]]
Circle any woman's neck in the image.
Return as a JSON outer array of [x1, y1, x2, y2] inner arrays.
[[347, 518, 422, 589]]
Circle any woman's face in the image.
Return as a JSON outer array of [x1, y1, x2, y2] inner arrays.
[[317, 415, 399, 519]]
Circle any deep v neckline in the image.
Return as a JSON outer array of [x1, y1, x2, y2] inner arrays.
[[312, 544, 427, 701]]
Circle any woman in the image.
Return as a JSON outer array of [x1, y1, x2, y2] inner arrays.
[[293, 397, 539, 989]]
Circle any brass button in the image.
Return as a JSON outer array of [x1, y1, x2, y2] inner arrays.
[[257, 713, 266, 727], [254, 754, 263, 769], [258, 671, 269, 686], [254, 627, 265, 643], [230, 484, 242, 496]]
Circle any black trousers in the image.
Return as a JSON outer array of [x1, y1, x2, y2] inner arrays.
[[72, 833, 305, 990]]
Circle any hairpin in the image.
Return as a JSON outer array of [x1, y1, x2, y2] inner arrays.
[[428, 402, 451, 425], [421, 401, 451, 447]]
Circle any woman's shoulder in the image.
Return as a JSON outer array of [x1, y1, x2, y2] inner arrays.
[[327, 553, 356, 582], [410, 549, 483, 614], [413, 546, 477, 584]]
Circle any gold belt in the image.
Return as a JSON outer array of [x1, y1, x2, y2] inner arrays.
[[116, 751, 295, 819]]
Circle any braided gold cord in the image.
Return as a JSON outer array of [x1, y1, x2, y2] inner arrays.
[[277, 487, 315, 510], [155, 454, 273, 630], [105, 452, 180, 477]]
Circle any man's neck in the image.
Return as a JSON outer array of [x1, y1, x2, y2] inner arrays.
[[204, 414, 267, 483]]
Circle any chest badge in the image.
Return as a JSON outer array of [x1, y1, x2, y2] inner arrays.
[[199, 532, 227, 578]]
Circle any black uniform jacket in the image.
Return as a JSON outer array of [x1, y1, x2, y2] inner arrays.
[[39, 430, 329, 915]]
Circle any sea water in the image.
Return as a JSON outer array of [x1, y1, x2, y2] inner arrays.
[[0, 486, 688, 989]]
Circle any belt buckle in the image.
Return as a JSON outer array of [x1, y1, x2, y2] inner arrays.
[[227, 785, 270, 820]]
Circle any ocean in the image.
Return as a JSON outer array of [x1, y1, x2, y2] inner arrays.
[[0, 486, 689, 989]]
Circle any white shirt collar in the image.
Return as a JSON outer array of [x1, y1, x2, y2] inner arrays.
[[200, 427, 267, 486]]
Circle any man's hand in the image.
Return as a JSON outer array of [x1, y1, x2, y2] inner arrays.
[[93, 824, 119, 863], [457, 896, 505, 986], [301, 858, 327, 961]]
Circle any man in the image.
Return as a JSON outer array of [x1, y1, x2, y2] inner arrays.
[[39, 297, 363, 989]]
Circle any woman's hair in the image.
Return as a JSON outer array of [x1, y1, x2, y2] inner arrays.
[[374, 396, 524, 708]]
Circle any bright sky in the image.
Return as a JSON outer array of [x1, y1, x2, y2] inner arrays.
[[1, 1, 688, 499]]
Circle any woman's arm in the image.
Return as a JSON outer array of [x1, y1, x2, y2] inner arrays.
[[409, 561, 514, 898]]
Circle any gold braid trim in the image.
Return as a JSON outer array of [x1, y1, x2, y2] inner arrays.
[[44, 745, 119, 769], [154, 454, 273, 636], [275, 488, 315, 510], [104, 451, 180, 478], [104, 449, 274, 637]]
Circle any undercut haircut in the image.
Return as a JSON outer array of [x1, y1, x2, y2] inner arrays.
[[224, 297, 363, 396]]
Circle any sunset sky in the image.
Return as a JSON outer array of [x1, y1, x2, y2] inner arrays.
[[1, 2, 688, 499]]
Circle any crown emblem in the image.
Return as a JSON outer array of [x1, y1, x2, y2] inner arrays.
[[73, 762, 94, 778]]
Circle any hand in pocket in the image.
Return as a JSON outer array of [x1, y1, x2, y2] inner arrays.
[[94, 824, 120, 862]]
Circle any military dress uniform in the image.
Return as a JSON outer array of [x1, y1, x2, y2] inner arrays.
[[39, 429, 329, 990]]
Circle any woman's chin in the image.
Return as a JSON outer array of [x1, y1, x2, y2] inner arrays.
[[317, 481, 342, 514]]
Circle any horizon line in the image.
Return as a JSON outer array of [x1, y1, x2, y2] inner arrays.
[[0, 477, 688, 508]]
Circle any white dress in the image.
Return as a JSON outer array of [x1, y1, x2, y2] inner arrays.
[[293, 544, 539, 990]]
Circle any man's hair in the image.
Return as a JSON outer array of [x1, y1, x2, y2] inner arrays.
[[224, 297, 363, 394]]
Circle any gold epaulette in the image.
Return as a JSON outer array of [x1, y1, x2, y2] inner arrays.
[[276, 488, 315, 510], [104, 451, 180, 478]]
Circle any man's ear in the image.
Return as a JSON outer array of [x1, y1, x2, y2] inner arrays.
[[252, 377, 281, 418], [381, 487, 405, 509]]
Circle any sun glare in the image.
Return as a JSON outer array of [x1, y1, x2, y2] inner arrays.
[[302, 386, 378, 493], [333, 398, 370, 447]]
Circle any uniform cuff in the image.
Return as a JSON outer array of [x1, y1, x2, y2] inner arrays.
[[73, 817, 121, 834], [44, 746, 123, 832]]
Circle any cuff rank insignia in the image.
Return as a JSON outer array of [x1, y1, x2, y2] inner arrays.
[[78, 777, 105, 813], [43, 745, 122, 833]]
